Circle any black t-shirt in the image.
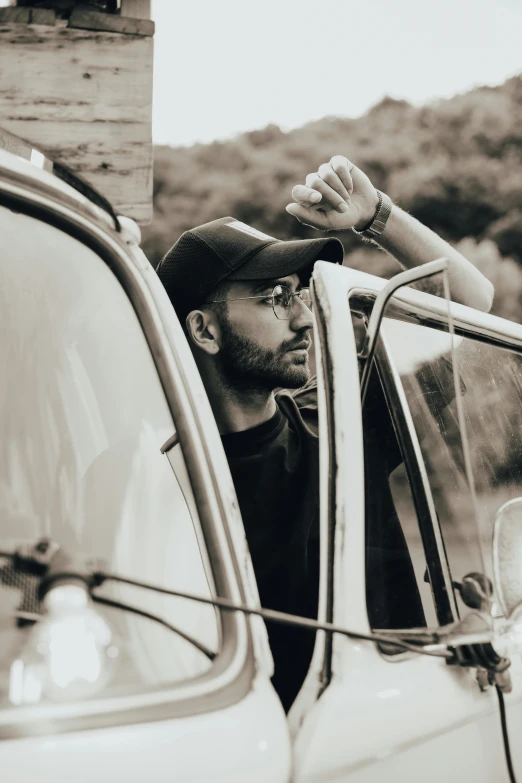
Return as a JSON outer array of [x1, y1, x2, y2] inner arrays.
[[222, 387, 320, 713], [221, 360, 451, 711]]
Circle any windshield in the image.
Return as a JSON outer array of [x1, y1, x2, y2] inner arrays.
[[0, 206, 219, 709]]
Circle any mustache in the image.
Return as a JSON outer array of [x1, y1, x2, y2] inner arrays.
[[280, 331, 312, 353]]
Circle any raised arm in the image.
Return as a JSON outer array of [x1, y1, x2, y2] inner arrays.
[[286, 155, 494, 313]]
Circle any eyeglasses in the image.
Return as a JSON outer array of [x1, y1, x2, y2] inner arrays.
[[206, 284, 312, 320]]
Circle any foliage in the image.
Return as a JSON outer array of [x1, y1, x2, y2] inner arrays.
[[142, 75, 522, 322]]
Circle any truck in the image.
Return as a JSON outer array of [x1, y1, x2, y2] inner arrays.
[[1, 146, 522, 781], [2, 3, 522, 780]]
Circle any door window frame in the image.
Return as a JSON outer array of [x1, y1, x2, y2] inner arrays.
[[350, 287, 522, 635], [368, 338, 458, 627], [347, 291, 460, 634]]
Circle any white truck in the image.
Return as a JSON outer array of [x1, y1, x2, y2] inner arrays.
[[1, 148, 522, 782]]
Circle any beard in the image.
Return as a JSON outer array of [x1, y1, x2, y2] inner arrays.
[[217, 318, 311, 393]]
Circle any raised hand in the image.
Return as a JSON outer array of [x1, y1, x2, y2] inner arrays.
[[286, 155, 379, 232]]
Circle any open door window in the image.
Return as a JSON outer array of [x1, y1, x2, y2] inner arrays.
[[358, 283, 522, 626], [352, 268, 471, 647]]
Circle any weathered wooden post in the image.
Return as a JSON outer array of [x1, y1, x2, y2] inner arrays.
[[0, 0, 154, 223]]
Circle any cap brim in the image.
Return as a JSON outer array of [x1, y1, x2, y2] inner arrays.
[[227, 236, 344, 283]]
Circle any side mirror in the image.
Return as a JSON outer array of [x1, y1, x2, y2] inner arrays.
[[492, 498, 522, 619]]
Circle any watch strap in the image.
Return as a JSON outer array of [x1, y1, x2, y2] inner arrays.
[[353, 190, 393, 238]]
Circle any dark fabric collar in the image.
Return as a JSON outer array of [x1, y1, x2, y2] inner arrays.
[[221, 407, 285, 458]]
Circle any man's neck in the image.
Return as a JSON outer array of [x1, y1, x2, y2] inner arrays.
[[207, 383, 277, 434]]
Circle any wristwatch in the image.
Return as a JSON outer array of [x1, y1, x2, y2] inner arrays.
[[353, 189, 393, 239]]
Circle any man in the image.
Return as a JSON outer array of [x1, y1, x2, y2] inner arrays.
[[156, 156, 494, 712]]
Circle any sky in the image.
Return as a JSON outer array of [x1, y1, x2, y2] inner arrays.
[[151, 0, 522, 148]]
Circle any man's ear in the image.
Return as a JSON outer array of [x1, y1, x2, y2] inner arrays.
[[185, 309, 221, 355]]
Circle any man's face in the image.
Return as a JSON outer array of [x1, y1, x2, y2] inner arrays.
[[211, 274, 314, 391]]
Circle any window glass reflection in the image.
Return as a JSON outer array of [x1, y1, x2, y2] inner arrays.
[[383, 317, 522, 616], [0, 207, 219, 708]]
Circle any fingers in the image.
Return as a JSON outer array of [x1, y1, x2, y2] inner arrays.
[[293, 156, 355, 214], [330, 155, 354, 195], [285, 202, 329, 229], [291, 184, 322, 207], [304, 171, 349, 213], [317, 162, 351, 201]]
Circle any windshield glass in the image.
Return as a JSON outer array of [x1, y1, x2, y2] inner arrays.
[[0, 206, 219, 709]]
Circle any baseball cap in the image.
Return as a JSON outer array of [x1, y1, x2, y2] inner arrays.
[[156, 216, 344, 321]]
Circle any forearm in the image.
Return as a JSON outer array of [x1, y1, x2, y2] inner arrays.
[[288, 155, 495, 312], [371, 204, 494, 312]]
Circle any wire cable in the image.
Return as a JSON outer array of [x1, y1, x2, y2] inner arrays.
[[92, 594, 216, 661], [496, 685, 517, 783], [96, 572, 453, 659], [0, 546, 459, 659]]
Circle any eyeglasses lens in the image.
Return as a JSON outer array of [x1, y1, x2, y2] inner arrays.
[[300, 289, 312, 308], [271, 286, 312, 319], [272, 285, 291, 320]]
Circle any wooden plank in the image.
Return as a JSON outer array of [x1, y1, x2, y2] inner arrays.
[[0, 7, 31, 24], [120, 1, 152, 20], [0, 7, 56, 25], [31, 8, 57, 26], [69, 7, 154, 36], [0, 22, 153, 223]]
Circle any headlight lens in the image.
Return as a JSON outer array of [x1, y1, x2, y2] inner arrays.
[[9, 583, 118, 705]]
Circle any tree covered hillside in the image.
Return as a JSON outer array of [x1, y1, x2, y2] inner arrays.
[[142, 75, 522, 321]]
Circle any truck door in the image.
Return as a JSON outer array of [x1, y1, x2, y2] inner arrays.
[[291, 261, 521, 783]]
